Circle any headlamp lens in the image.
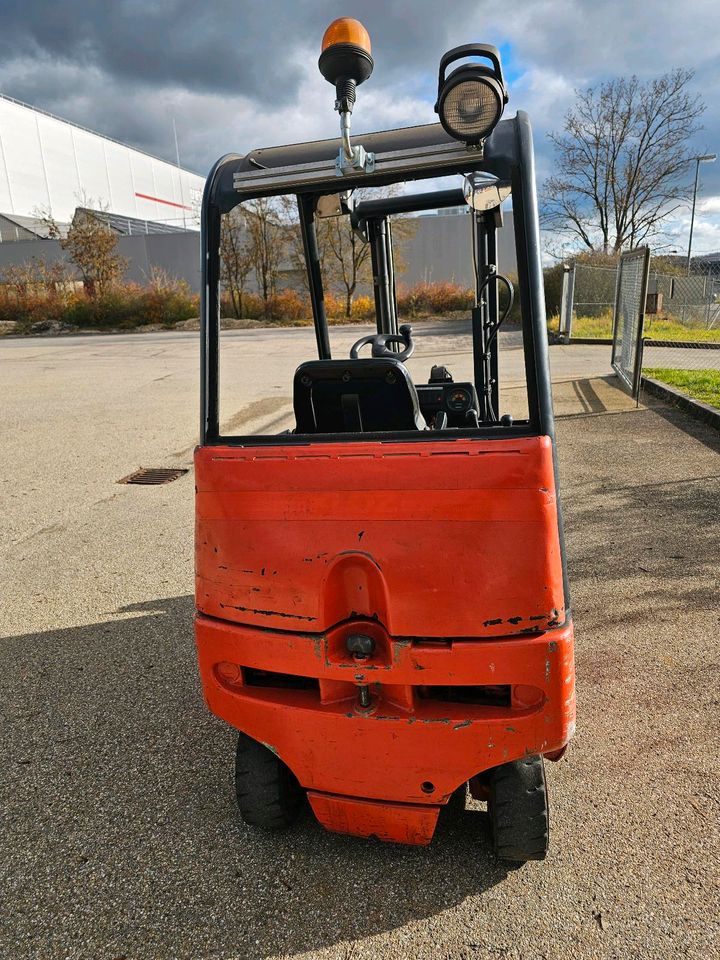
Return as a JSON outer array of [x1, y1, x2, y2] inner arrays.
[[442, 79, 500, 140]]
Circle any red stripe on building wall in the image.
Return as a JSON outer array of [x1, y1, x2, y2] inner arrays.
[[135, 192, 192, 210]]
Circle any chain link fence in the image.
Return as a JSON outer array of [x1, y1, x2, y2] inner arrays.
[[559, 263, 616, 338], [640, 266, 720, 413], [558, 260, 720, 339], [611, 248, 650, 396], [646, 273, 720, 330]]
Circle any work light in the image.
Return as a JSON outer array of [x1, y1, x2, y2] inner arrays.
[[435, 44, 508, 146]]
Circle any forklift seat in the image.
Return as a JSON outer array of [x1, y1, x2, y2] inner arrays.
[[293, 358, 426, 433]]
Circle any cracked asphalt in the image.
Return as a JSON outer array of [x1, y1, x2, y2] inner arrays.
[[1, 324, 718, 960]]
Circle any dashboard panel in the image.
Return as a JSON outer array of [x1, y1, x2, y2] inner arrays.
[[416, 381, 480, 428]]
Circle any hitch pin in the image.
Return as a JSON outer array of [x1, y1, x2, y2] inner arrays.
[[347, 634, 375, 710]]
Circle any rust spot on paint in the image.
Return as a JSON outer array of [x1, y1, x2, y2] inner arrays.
[[548, 641, 558, 652], [507, 616, 522, 625], [219, 602, 316, 622], [505, 725, 516, 733], [358, 530, 365, 541], [483, 618, 503, 627], [453, 720, 472, 730]]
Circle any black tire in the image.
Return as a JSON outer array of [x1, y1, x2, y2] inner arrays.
[[488, 755, 549, 862], [234, 732, 304, 829]]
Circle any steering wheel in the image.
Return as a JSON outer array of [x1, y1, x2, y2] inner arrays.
[[350, 323, 415, 362]]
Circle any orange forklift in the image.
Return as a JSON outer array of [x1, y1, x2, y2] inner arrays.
[[195, 19, 575, 861]]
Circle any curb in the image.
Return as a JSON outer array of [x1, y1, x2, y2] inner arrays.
[[641, 376, 720, 432], [548, 334, 612, 346]]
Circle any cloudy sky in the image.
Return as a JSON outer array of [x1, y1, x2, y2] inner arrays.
[[1, 0, 718, 254]]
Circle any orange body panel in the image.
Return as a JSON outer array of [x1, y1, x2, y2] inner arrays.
[[307, 793, 441, 846], [195, 436, 565, 637], [194, 436, 575, 844]]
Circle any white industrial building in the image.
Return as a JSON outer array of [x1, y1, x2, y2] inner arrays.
[[0, 94, 204, 231], [0, 94, 515, 292]]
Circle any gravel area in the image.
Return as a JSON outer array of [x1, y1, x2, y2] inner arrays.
[[1, 329, 718, 960]]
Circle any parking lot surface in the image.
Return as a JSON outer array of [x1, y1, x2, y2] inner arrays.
[[1, 326, 719, 960]]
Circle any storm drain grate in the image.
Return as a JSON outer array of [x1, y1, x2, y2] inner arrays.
[[117, 467, 189, 486]]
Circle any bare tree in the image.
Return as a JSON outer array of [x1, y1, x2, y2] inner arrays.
[[322, 189, 417, 316], [278, 196, 331, 295], [544, 70, 705, 253], [323, 214, 373, 317], [43, 202, 127, 297], [220, 207, 254, 316], [245, 198, 286, 303]]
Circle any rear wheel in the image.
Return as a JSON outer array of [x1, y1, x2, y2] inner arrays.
[[234, 732, 304, 829], [488, 755, 549, 862]]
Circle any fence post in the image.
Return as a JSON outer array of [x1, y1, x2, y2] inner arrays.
[[560, 262, 575, 338]]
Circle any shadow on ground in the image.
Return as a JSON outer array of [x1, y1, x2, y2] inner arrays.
[[1, 596, 511, 960]]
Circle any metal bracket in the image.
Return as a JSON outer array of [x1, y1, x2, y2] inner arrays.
[[336, 143, 375, 176], [232, 138, 485, 195]]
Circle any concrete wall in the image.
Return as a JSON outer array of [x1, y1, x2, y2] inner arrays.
[[400, 211, 517, 288], [0, 233, 201, 289], [0, 210, 516, 295]]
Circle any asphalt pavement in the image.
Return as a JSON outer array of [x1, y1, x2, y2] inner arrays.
[[1, 324, 719, 960]]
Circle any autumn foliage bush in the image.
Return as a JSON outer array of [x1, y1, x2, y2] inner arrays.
[[397, 282, 475, 317], [0, 264, 199, 331], [1, 264, 486, 333], [264, 289, 308, 323]]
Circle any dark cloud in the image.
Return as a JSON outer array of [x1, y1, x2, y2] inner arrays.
[[0, 0, 481, 101], [0, 0, 718, 245]]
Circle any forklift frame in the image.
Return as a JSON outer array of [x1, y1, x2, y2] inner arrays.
[[195, 110, 575, 850], [199, 113, 553, 447]]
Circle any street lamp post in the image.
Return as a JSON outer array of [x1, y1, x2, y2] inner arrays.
[[686, 153, 716, 275]]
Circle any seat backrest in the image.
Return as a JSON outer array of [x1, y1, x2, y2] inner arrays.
[[293, 358, 425, 433]]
